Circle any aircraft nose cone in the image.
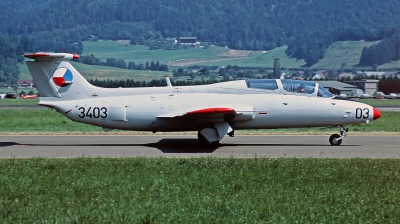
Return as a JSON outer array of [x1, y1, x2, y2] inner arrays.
[[373, 107, 381, 120]]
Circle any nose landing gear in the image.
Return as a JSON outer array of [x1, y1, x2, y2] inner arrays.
[[329, 126, 349, 146]]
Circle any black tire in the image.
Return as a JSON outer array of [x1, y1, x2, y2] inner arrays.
[[329, 134, 342, 146]]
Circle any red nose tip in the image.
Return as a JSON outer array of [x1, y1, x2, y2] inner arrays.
[[373, 107, 381, 120]]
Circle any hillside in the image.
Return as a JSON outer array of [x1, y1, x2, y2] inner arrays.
[[1, 0, 400, 67], [311, 41, 379, 69]]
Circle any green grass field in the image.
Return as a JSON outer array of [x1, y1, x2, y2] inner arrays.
[[311, 41, 379, 69], [18, 62, 32, 80], [82, 41, 305, 68], [0, 108, 398, 134], [0, 109, 101, 133], [359, 99, 400, 107], [0, 98, 39, 106], [0, 158, 399, 222], [83, 40, 221, 64]]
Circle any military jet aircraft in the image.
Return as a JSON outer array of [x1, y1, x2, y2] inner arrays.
[[24, 52, 381, 146]]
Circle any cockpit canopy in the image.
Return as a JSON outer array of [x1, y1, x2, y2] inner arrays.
[[246, 79, 334, 98]]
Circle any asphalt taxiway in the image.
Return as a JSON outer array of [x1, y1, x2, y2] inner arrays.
[[0, 135, 399, 158]]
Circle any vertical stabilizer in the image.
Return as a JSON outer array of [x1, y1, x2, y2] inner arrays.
[[24, 53, 99, 100]]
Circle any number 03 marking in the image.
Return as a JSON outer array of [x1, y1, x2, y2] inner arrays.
[[355, 108, 370, 119]]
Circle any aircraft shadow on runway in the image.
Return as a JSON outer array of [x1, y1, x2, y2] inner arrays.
[[146, 139, 358, 153], [0, 140, 360, 154], [0, 142, 18, 147], [146, 139, 219, 153], [0, 140, 219, 153]]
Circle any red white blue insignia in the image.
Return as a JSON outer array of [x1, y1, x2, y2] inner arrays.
[[53, 68, 73, 87]]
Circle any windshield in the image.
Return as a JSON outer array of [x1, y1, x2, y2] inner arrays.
[[317, 85, 334, 98], [280, 79, 315, 94], [246, 79, 278, 90]]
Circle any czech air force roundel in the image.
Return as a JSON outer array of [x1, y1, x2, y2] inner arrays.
[[53, 68, 73, 87]]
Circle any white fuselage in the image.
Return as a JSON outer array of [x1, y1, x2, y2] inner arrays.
[[42, 92, 374, 132]]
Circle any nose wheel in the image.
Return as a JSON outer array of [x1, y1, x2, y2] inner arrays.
[[329, 126, 348, 146]]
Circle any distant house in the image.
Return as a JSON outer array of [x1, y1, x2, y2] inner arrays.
[[166, 37, 177, 44], [179, 37, 197, 45], [312, 73, 326, 80], [312, 70, 329, 80], [17, 80, 34, 88], [214, 66, 225, 73]]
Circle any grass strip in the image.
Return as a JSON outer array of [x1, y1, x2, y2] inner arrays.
[[359, 99, 400, 107], [0, 98, 39, 106], [0, 158, 399, 223]]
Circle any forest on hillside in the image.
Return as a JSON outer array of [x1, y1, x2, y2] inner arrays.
[[1, 0, 400, 67], [359, 30, 400, 66], [0, 36, 24, 86]]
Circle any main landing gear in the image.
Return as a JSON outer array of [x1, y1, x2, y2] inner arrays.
[[197, 130, 220, 146], [329, 126, 349, 146], [197, 122, 235, 146]]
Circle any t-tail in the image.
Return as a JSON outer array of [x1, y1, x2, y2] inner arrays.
[[24, 52, 99, 101]]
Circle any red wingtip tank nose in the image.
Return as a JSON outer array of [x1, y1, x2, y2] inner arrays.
[[373, 107, 381, 120]]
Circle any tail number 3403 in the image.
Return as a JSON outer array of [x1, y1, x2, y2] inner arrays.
[[78, 107, 107, 119]]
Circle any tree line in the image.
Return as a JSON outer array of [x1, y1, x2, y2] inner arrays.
[[78, 54, 168, 71], [87, 78, 219, 88], [172, 65, 280, 81], [359, 29, 400, 66], [0, 35, 24, 86], [378, 76, 400, 94]]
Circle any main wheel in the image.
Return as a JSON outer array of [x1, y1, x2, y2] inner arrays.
[[329, 134, 342, 146]]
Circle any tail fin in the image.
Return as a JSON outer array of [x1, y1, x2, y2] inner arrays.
[[24, 52, 99, 100]]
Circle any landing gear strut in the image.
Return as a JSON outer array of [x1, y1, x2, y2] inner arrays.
[[329, 126, 348, 146]]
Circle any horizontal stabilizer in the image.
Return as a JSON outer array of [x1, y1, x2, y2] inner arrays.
[[24, 52, 79, 61]]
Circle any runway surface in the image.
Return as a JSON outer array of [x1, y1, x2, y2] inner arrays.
[[0, 135, 399, 158]]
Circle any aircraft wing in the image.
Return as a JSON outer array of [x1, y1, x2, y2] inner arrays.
[[157, 104, 258, 122]]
